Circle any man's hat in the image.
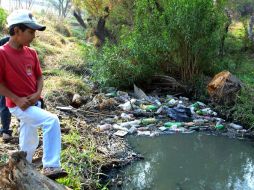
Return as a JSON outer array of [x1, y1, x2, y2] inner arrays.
[[7, 9, 46, 31]]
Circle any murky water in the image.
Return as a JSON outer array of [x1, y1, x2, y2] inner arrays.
[[113, 134, 254, 190]]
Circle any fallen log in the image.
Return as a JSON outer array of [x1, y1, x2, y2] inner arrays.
[[0, 151, 71, 190]]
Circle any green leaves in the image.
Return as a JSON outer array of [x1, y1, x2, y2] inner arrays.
[[0, 8, 7, 30], [90, 0, 227, 87]]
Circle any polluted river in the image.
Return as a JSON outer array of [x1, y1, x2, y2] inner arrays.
[[56, 82, 253, 190], [112, 134, 254, 190]]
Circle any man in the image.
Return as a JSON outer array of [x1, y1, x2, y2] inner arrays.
[[0, 10, 66, 179], [0, 36, 12, 141]]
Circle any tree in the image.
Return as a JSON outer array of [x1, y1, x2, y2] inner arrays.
[[72, 0, 134, 45], [48, 0, 71, 18]]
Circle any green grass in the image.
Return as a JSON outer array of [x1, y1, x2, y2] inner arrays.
[[217, 21, 254, 127]]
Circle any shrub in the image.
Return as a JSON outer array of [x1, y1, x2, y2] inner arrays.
[[54, 21, 71, 37], [231, 86, 254, 127], [91, 41, 159, 87], [91, 0, 227, 87], [0, 8, 7, 30]]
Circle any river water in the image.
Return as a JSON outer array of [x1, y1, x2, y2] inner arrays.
[[113, 134, 254, 190]]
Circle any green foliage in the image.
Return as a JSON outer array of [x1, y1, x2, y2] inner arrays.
[[91, 41, 159, 87], [160, 0, 226, 80], [91, 0, 226, 87], [231, 86, 254, 127], [57, 127, 107, 190], [54, 21, 71, 37], [0, 154, 8, 164], [0, 8, 7, 30]]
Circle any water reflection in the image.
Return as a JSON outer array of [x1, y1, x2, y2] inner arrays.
[[113, 134, 254, 190]]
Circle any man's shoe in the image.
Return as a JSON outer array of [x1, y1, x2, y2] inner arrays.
[[2, 133, 12, 142], [42, 167, 68, 180]]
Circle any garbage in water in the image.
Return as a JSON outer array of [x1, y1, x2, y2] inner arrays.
[[114, 130, 128, 137], [63, 84, 249, 139], [229, 123, 243, 130], [166, 105, 192, 122]]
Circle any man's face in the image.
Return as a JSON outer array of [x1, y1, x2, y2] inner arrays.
[[16, 27, 36, 46]]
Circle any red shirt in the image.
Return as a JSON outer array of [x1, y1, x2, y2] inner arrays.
[[0, 43, 42, 108]]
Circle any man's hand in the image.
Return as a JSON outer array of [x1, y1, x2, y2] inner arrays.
[[27, 92, 40, 106], [13, 97, 31, 111]]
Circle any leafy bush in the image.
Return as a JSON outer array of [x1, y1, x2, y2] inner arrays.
[[54, 21, 71, 37], [91, 0, 226, 87], [0, 8, 7, 30], [231, 86, 254, 127], [91, 41, 159, 87]]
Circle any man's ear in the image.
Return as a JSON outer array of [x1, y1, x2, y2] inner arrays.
[[13, 26, 20, 35]]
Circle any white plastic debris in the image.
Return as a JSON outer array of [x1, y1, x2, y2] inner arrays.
[[128, 126, 138, 134], [113, 124, 129, 131], [114, 130, 128, 137], [120, 120, 141, 128], [159, 127, 168, 131], [197, 101, 206, 107], [150, 132, 160, 137], [137, 131, 151, 136], [156, 106, 163, 114], [118, 99, 136, 111], [168, 99, 178, 106], [120, 113, 133, 120], [97, 124, 112, 131], [134, 84, 148, 100], [229, 123, 243, 130], [193, 119, 207, 125]]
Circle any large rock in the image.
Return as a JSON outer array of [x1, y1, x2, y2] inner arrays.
[[207, 71, 242, 104]]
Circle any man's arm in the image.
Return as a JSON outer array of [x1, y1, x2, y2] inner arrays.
[[0, 83, 30, 110], [27, 75, 44, 105]]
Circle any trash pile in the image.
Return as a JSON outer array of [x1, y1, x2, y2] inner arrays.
[[69, 85, 246, 138]]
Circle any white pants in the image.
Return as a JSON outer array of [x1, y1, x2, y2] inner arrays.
[[9, 105, 61, 168]]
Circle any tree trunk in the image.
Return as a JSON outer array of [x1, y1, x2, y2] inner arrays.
[[248, 15, 254, 42], [0, 151, 71, 190], [219, 9, 232, 57], [94, 10, 116, 45], [73, 9, 87, 29]]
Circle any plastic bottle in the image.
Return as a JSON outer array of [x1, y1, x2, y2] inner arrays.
[[120, 113, 133, 120], [113, 124, 129, 131], [193, 119, 206, 125], [120, 120, 141, 128], [168, 99, 178, 107], [164, 122, 182, 128], [215, 124, 224, 130], [141, 105, 158, 111], [128, 126, 137, 134], [118, 99, 136, 111], [141, 118, 157, 125], [229, 123, 243, 130], [97, 124, 112, 131], [105, 92, 117, 97]]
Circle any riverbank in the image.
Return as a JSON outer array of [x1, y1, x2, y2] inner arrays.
[[0, 11, 254, 190]]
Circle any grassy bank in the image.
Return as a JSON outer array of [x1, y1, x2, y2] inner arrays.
[[0, 13, 110, 189], [214, 21, 254, 127], [34, 15, 110, 189]]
